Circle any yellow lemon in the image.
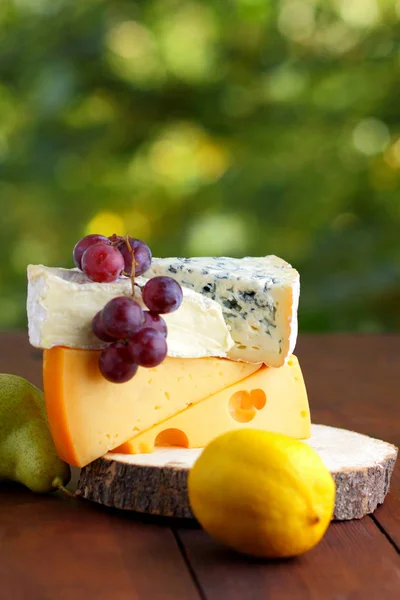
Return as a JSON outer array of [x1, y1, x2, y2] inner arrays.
[[188, 429, 335, 558]]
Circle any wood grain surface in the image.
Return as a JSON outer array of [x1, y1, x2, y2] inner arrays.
[[0, 332, 399, 600]]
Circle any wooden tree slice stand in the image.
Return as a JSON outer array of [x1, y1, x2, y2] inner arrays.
[[76, 425, 398, 521]]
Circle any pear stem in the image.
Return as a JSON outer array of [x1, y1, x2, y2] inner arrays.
[[52, 476, 75, 499], [57, 485, 76, 499]]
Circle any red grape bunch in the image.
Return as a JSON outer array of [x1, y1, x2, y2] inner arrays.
[[73, 233, 152, 282], [72, 233, 183, 383]]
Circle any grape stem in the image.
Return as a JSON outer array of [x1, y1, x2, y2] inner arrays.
[[124, 235, 136, 298]]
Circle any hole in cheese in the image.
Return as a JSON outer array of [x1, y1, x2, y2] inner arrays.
[[155, 428, 189, 448], [250, 389, 267, 410], [228, 389, 267, 423]]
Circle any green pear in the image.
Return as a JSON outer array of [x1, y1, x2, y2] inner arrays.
[[0, 373, 71, 493]]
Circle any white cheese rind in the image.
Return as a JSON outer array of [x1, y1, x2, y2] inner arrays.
[[147, 256, 300, 367], [26, 265, 234, 358]]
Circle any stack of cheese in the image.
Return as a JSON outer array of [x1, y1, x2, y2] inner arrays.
[[27, 256, 310, 468]]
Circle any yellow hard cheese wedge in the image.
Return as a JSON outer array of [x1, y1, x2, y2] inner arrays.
[[43, 347, 260, 467], [112, 356, 310, 455]]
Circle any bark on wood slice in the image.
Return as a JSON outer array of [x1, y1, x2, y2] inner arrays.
[[76, 424, 398, 521]]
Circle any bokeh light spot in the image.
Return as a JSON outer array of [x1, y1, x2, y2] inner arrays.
[[158, 3, 217, 82], [384, 138, 400, 170], [266, 67, 307, 102], [352, 118, 390, 156], [85, 212, 125, 237], [106, 21, 164, 87], [278, 1, 315, 42], [196, 140, 229, 182], [147, 123, 229, 190], [315, 22, 359, 55], [186, 213, 249, 256], [339, 0, 380, 28]]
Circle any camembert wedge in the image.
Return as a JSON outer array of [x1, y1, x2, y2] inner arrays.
[[27, 264, 233, 359]]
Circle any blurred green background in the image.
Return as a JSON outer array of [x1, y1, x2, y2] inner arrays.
[[0, 0, 399, 332]]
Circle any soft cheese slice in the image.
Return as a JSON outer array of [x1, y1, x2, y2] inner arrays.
[[43, 347, 261, 467], [27, 264, 233, 358], [112, 355, 310, 454], [147, 256, 300, 366]]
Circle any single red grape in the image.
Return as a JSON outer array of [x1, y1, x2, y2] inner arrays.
[[142, 311, 168, 337], [73, 234, 109, 270], [128, 328, 168, 368], [118, 237, 152, 277], [81, 243, 124, 283], [99, 341, 138, 383], [92, 311, 116, 342], [102, 296, 144, 339], [142, 276, 183, 314]]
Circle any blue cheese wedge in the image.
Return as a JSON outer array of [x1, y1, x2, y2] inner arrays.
[[147, 256, 299, 367], [27, 265, 234, 359]]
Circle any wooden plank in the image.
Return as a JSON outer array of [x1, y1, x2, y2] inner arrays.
[[177, 518, 400, 600], [0, 484, 201, 600], [296, 335, 400, 549]]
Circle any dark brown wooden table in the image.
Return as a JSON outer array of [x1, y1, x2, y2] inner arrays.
[[0, 332, 399, 599]]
